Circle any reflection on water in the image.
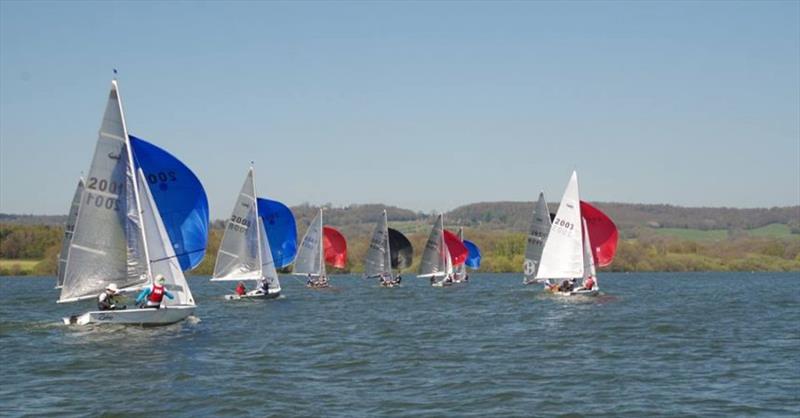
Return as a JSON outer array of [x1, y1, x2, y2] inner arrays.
[[1, 272, 798, 417]]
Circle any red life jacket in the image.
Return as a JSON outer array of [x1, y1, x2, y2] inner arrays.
[[584, 277, 595, 290], [148, 284, 165, 303]]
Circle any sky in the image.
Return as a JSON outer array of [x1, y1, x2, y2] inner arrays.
[[1, 0, 798, 218]]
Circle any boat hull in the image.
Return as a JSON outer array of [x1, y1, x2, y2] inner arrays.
[[63, 305, 195, 326], [545, 288, 599, 297], [224, 290, 281, 300]]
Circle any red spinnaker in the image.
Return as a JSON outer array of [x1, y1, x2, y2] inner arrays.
[[443, 229, 469, 267], [323, 226, 347, 268], [580, 201, 619, 267]]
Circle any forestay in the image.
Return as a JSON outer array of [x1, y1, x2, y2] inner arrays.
[[212, 169, 261, 281], [535, 171, 584, 280], [60, 82, 149, 302], [523, 192, 551, 282], [56, 178, 84, 288]]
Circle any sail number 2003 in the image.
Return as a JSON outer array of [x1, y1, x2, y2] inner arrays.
[[552, 218, 575, 231], [85, 177, 122, 211]]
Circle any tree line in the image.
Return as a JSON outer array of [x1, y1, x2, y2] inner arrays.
[[2, 221, 798, 276]]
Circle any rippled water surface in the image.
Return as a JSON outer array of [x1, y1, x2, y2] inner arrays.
[[1, 273, 798, 417]]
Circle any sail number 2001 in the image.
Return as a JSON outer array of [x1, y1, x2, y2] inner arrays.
[[552, 217, 574, 231]]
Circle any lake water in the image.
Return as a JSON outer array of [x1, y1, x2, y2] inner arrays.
[[1, 272, 798, 417]]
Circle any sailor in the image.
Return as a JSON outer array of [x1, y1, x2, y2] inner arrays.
[[395, 276, 402, 285], [97, 283, 125, 311], [235, 281, 246, 296], [252, 279, 268, 295], [582, 276, 595, 291], [135, 275, 174, 309]]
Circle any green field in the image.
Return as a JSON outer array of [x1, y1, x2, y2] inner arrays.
[[0, 259, 41, 274], [651, 223, 798, 241]]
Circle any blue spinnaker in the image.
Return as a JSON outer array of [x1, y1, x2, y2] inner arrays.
[[130, 136, 209, 271], [464, 239, 481, 269], [257, 198, 297, 268]]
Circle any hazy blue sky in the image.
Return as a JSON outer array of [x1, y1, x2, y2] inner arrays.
[[1, 1, 798, 218]]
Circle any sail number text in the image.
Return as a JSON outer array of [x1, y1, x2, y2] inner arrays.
[[552, 218, 574, 231], [228, 215, 251, 233]]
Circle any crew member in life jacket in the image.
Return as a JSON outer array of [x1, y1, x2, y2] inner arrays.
[[235, 281, 246, 296], [135, 275, 175, 309], [579, 275, 595, 291], [97, 283, 126, 311]]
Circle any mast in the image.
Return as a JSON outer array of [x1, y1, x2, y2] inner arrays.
[[319, 208, 325, 276], [384, 210, 392, 277], [250, 164, 263, 278], [116, 79, 153, 281]]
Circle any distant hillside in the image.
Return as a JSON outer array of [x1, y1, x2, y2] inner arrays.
[[2, 202, 798, 234]]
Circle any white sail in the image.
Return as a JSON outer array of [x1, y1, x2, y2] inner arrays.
[[212, 169, 261, 281], [56, 177, 84, 288], [293, 209, 324, 276], [523, 192, 551, 283], [418, 214, 446, 278], [258, 217, 281, 291], [582, 218, 598, 288], [535, 171, 584, 280], [364, 210, 391, 278], [454, 227, 467, 279], [59, 81, 148, 302], [138, 170, 194, 306]]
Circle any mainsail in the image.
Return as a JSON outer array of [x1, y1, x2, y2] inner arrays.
[[535, 171, 584, 280], [59, 81, 149, 302], [523, 192, 551, 282], [365, 210, 391, 278], [418, 215, 446, 278], [293, 209, 324, 276], [212, 169, 261, 281], [56, 177, 84, 288]]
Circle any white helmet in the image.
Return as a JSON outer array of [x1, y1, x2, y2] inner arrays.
[[106, 283, 119, 293], [155, 274, 166, 284]]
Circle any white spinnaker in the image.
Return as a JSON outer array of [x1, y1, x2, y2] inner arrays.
[[258, 217, 281, 291], [523, 192, 551, 282], [582, 218, 598, 288], [535, 171, 584, 280], [212, 169, 261, 281], [418, 214, 446, 278], [293, 209, 324, 276], [60, 82, 148, 302], [57, 177, 84, 288], [138, 169, 194, 306], [365, 210, 390, 278]]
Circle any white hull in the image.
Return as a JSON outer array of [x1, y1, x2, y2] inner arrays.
[[224, 290, 281, 300], [63, 305, 195, 326], [545, 288, 600, 297]]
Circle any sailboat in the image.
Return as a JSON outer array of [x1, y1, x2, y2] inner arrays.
[[535, 171, 618, 296], [417, 214, 469, 287], [293, 209, 347, 288], [522, 192, 551, 285], [364, 210, 414, 287], [212, 167, 294, 300], [453, 227, 481, 283], [56, 177, 84, 289], [59, 80, 208, 325]]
